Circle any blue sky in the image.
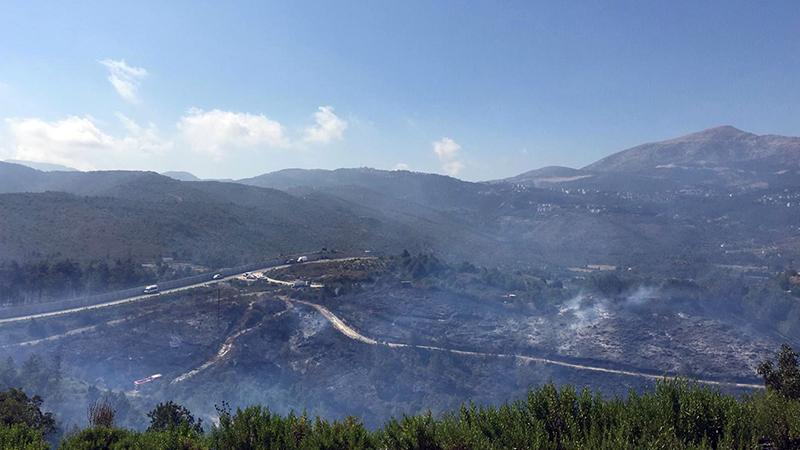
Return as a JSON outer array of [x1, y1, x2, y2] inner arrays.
[[0, 1, 798, 180]]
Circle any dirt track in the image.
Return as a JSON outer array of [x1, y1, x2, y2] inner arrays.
[[289, 299, 764, 390]]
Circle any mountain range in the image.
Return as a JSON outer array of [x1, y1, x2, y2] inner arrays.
[[1, 126, 798, 273], [587, 126, 800, 172], [496, 126, 800, 191]]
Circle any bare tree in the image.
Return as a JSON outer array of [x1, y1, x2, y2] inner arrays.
[[87, 397, 116, 428]]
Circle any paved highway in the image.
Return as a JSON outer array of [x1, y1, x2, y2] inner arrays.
[[0, 256, 359, 325]]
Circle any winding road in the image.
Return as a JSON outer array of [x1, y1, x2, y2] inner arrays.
[[0, 256, 765, 391], [288, 299, 765, 390]]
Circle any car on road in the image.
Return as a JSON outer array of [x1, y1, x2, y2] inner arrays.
[[212, 273, 223, 280], [297, 256, 308, 263], [143, 284, 159, 294]]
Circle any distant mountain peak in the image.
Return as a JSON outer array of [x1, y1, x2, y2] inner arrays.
[[668, 125, 752, 142], [162, 171, 201, 182], [699, 125, 745, 134], [5, 159, 78, 172], [584, 126, 799, 174], [490, 166, 591, 186]]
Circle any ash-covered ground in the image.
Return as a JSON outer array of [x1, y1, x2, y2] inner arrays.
[[0, 256, 790, 430]]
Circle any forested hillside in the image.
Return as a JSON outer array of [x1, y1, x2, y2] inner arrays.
[[0, 189, 410, 268]]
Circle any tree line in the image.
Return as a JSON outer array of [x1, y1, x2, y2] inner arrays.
[[0, 258, 199, 305]]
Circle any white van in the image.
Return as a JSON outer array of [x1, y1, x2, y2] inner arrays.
[[143, 284, 159, 294]]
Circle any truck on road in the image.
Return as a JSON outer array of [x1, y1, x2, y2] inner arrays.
[[134, 373, 162, 386]]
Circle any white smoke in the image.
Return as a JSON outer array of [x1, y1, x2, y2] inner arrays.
[[625, 286, 659, 306], [557, 285, 661, 330], [558, 293, 610, 330]]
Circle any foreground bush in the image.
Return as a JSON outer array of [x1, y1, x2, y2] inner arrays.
[[0, 388, 56, 436], [59, 424, 204, 450], [207, 407, 375, 450], [51, 380, 800, 450], [374, 382, 799, 450], [0, 423, 49, 450]]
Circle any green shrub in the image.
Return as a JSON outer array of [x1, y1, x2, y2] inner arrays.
[[16, 374, 800, 449], [0, 424, 49, 450], [59, 425, 209, 450], [58, 426, 133, 449], [147, 401, 203, 434], [0, 388, 56, 436], [207, 406, 312, 450]]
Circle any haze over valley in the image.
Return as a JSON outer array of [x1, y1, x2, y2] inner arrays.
[[2, 2, 799, 448], [2, 125, 799, 434]]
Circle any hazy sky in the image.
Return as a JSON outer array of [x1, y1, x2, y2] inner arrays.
[[1, 1, 798, 180]]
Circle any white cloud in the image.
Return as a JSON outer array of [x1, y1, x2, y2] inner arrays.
[[432, 137, 465, 176], [5, 116, 113, 170], [433, 137, 460, 160], [303, 106, 347, 143], [177, 106, 345, 159], [4, 115, 170, 170], [2, 105, 349, 171], [115, 113, 173, 155], [100, 59, 148, 103], [393, 162, 410, 171], [177, 108, 289, 159]]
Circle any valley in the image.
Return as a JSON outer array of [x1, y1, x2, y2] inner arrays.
[[0, 256, 783, 430], [4, 7, 800, 446], [1, 125, 799, 434]]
